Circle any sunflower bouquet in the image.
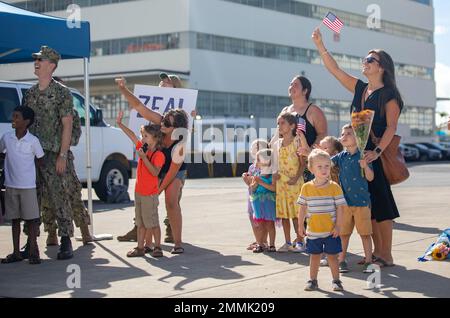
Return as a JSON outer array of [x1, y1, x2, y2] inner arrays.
[[351, 109, 375, 177]]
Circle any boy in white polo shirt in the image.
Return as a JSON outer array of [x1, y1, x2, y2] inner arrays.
[[0, 106, 44, 265]]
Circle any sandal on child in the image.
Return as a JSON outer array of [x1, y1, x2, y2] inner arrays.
[[171, 246, 185, 254], [144, 246, 154, 254], [267, 246, 276, 253], [151, 246, 163, 258], [126, 247, 145, 258], [1, 253, 23, 264]]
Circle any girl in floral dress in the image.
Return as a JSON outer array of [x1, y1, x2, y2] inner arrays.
[[275, 113, 305, 252]]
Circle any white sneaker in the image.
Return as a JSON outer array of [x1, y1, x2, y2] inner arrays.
[[290, 242, 306, 253], [320, 258, 329, 267], [277, 243, 292, 252]]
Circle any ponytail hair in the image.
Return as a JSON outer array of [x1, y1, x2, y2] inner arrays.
[[369, 49, 404, 116]]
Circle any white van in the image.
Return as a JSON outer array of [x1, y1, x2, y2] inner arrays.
[[0, 80, 134, 202]]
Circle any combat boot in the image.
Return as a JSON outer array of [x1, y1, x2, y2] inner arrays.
[[46, 228, 58, 246], [57, 236, 73, 260], [117, 225, 137, 242], [80, 224, 93, 245]]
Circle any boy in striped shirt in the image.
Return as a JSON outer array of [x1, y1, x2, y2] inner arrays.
[[297, 149, 347, 291]]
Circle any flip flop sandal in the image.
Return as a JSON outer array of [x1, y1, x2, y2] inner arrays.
[[1, 253, 23, 264], [171, 247, 184, 254], [373, 257, 395, 268], [144, 246, 154, 254], [358, 255, 378, 265], [267, 246, 277, 253]]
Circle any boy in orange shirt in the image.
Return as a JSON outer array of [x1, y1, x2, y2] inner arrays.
[[116, 111, 165, 258]]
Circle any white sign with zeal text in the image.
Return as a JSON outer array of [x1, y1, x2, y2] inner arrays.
[[128, 85, 198, 136]]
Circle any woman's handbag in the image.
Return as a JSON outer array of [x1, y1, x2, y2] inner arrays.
[[360, 86, 409, 185], [370, 131, 409, 185]]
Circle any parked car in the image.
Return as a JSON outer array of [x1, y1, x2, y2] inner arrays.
[[439, 141, 450, 150], [418, 142, 450, 160], [0, 80, 134, 202], [399, 144, 420, 161], [405, 143, 442, 161]]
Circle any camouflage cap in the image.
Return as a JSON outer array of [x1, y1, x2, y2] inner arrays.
[[32, 46, 61, 65], [159, 72, 182, 88]]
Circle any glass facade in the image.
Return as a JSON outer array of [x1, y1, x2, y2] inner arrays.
[[196, 32, 434, 80], [89, 32, 434, 80], [222, 0, 433, 43], [91, 32, 185, 56], [12, 0, 432, 42], [12, 0, 136, 12], [399, 106, 434, 137]]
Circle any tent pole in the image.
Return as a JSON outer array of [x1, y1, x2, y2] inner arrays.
[[78, 58, 112, 241], [84, 58, 94, 234]]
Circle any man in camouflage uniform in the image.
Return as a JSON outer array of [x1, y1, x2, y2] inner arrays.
[[22, 46, 91, 260]]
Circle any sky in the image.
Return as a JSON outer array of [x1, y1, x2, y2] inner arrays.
[[434, 0, 450, 126]]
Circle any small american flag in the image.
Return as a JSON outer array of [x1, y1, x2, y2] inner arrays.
[[297, 116, 306, 133], [322, 12, 344, 34]]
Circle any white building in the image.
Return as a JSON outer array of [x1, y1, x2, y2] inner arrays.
[[1, 0, 436, 143]]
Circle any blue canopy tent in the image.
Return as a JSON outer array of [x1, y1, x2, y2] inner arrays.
[[0, 1, 105, 239], [0, 2, 90, 63]]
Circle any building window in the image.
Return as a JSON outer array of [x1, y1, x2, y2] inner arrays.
[[195, 32, 434, 80], [91, 32, 183, 57], [13, 0, 137, 12], [222, 0, 433, 43]]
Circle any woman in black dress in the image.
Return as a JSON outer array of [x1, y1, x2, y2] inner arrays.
[[312, 28, 403, 267]]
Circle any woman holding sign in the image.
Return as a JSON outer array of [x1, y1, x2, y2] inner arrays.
[[312, 27, 402, 267], [116, 74, 189, 254]]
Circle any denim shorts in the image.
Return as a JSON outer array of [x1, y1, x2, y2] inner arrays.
[[159, 170, 187, 184], [306, 235, 342, 255]]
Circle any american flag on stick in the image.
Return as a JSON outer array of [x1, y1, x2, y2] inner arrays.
[[322, 12, 344, 34], [297, 116, 306, 133]]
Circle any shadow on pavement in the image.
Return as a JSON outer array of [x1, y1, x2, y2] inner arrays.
[[0, 243, 149, 298], [87, 200, 134, 214], [144, 243, 259, 291], [262, 250, 310, 266], [338, 257, 450, 298], [393, 222, 442, 235]]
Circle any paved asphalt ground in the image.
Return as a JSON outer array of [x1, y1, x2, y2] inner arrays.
[[0, 162, 449, 298]]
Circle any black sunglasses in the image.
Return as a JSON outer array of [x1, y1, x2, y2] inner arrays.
[[363, 56, 380, 64], [33, 57, 49, 62]]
